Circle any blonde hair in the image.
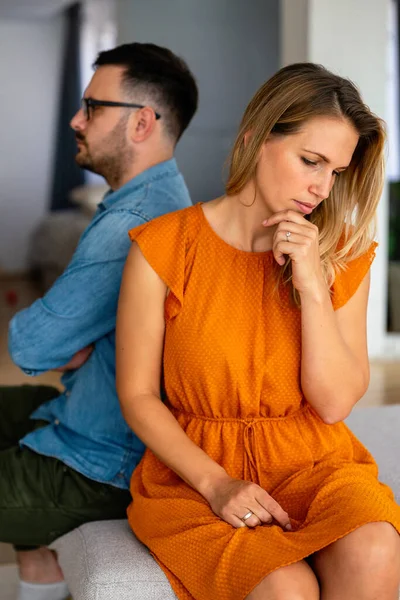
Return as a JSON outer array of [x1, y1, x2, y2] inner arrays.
[[226, 63, 385, 302]]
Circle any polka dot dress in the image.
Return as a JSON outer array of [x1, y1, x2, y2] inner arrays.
[[127, 203, 400, 600]]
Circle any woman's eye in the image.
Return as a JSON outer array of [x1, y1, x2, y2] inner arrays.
[[302, 157, 317, 167], [302, 156, 341, 177]]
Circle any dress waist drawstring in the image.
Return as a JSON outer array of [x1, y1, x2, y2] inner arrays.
[[169, 406, 309, 483], [243, 422, 260, 483]]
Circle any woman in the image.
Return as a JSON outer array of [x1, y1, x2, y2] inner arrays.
[[116, 63, 400, 600]]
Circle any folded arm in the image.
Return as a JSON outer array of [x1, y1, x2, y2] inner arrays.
[[9, 211, 145, 375]]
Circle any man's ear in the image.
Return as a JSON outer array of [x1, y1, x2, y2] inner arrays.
[[129, 107, 158, 143]]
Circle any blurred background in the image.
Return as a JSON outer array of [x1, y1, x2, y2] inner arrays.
[[0, 0, 399, 401]]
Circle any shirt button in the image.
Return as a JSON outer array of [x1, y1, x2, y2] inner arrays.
[[65, 390, 71, 397], [54, 419, 60, 425]]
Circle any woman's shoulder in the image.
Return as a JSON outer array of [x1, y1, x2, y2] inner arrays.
[[128, 203, 202, 247], [127, 204, 205, 321], [331, 229, 378, 310]]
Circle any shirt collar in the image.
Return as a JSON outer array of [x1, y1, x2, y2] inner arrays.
[[98, 158, 179, 211]]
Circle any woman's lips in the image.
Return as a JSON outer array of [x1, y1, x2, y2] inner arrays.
[[293, 200, 314, 214]]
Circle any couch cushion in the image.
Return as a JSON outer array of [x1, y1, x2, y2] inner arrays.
[[52, 520, 177, 600], [346, 405, 400, 502]]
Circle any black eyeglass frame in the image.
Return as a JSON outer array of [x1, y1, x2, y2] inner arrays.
[[81, 98, 161, 120]]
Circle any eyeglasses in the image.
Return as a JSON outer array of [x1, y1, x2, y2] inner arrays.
[[81, 98, 161, 121]]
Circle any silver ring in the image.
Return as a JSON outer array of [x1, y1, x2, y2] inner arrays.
[[241, 511, 253, 522], [286, 231, 291, 239]]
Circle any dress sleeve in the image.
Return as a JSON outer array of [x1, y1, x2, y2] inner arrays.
[[331, 241, 378, 311], [128, 212, 186, 320]]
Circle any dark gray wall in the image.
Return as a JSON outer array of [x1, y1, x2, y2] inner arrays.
[[117, 0, 280, 203]]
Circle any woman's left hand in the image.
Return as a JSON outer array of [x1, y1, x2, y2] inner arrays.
[[263, 210, 326, 296]]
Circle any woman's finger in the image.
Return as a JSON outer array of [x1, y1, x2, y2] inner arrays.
[[275, 231, 312, 247], [251, 504, 274, 525], [263, 210, 316, 230], [230, 515, 248, 529], [273, 240, 301, 265], [274, 221, 317, 240], [239, 499, 275, 525], [237, 510, 262, 528], [256, 491, 292, 531]]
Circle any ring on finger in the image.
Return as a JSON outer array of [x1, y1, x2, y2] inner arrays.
[[286, 231, 291, 241], [241, 511, 253, 522]]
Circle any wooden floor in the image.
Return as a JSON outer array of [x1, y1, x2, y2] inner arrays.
[[0, 276, 399, 593]]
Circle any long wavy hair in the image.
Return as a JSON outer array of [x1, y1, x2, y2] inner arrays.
[[226, 63, 385, 303]]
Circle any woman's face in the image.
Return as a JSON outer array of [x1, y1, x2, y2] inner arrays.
[[255, 116, 359, 217]]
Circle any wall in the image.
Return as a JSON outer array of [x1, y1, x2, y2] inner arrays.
[[116, 0, 280, 204], [280, 0, 308, 65], [0, 15, 65, 272]]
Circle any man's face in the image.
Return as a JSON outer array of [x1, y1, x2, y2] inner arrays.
[[70, 65, 133, 181]]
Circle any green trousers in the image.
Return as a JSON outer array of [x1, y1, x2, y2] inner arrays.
[[0, 385, 131, 550]]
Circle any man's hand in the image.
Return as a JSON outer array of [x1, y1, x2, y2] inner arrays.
[[53, 345, 94, 372]]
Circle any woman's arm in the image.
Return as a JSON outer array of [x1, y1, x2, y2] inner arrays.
[[116, 242, 291, 530], [299, 272, 370, 424], [264, 210, 370, 424], [116, 242, 227, 495]]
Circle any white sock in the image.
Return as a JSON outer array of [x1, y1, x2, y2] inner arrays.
[[18, 579, 70, 600]]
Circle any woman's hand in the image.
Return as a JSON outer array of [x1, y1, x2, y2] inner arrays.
[[203, 474, 292, 530], [263, 210, 325, 296]]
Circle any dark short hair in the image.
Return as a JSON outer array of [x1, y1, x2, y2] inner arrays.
[[94, 42, 198, 143]]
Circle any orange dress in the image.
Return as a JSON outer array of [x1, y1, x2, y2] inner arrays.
[[127, 203, 400, 600]]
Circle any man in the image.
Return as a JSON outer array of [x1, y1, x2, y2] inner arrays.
[[1, 42, 198, 600]]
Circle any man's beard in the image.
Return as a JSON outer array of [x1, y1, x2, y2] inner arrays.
[[74, 115, 133, 185], [74, 138, 95, 171]]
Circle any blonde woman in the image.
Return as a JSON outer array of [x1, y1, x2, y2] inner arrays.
[[116, 63, 400, 600]]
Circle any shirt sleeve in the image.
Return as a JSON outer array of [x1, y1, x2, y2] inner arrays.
[[331, 241, 378, 311], [8, 210, 146, 375]]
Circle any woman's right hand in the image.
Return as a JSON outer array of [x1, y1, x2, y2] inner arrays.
[[203, 474, 292, 530]]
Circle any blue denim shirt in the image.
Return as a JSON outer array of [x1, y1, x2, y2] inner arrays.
[[8, 159, 191, 489]]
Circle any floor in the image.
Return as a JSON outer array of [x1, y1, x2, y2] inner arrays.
[[0, 277, 399, 598], [0, 565, 18, 600]]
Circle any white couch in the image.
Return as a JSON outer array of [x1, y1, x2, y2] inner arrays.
[[53, 405, 400, 600]]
